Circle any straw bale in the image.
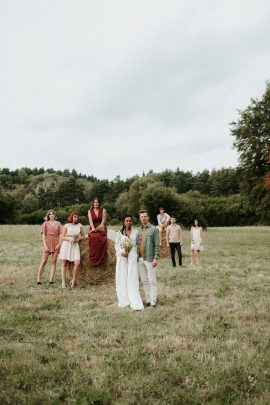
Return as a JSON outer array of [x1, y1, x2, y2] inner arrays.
[[68, 237, 116, 285], [159, 228, 170, 258]]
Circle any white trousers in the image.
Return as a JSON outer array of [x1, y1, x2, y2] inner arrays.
[[138, 258, 157, 305], [116, 256, 144, 310]]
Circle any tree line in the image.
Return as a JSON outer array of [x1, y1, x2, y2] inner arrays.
[[1, 82, 269, 227], [0, 166, 259, 227]]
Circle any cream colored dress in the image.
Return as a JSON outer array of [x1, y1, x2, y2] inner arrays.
[[191, 226, 204, 251], [59, 223, 82, 261]]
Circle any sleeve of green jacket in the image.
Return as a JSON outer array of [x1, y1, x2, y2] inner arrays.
[[153, 227, 160, 259]]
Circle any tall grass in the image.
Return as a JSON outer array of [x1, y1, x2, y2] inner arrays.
[[0, 225, 269, 404]]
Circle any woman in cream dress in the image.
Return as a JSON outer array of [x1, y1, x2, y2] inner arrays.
[[59, 212, 85, 288], [115, 215, 144, 311], [190, 219, 204, 266]]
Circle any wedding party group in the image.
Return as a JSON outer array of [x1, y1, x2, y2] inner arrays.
[[36, 199, 204, 310]]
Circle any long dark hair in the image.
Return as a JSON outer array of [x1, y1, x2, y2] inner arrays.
[[120, 215, 133, 235], [91, 197, 102, 209], [192, 219, 200, 227]]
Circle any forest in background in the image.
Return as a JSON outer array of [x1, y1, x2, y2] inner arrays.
[[0, 165, 263, 227], [1, 83, 269, 227]]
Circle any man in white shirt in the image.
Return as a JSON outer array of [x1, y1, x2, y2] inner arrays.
[[157, 207, 170, 244], [166, 217, 183, 267]]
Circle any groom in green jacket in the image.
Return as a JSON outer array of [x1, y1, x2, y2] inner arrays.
[[136, 210, 160, 307]]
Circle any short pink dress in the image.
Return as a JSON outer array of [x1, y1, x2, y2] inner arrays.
[[41, 221, 62, 254]]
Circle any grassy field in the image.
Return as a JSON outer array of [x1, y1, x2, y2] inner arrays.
[[0, 225, 270, 405]]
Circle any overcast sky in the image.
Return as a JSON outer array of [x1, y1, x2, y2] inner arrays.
[[0, 0, 269, 179]]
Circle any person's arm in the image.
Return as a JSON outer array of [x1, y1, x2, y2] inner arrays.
[[131, 229, 138, 246], [115, 231, 121, 255], [165, 213, 171, 223], [60, 226, 73, 242], [41, 223, 48, 251], [191, 227, 194, 243], [101, 209, 106, 227], [55, 222, 62, 250], [136, 229, 140, 256], [179, 226, 183, 245], [115, 232, 127, 257], [166, 226, 170, 247], [88, 210, 95, 231], [80, 225, 85, 239], [57, 222, 62, 235], [152, 228, 160, 267], [200, 227, 203, 244]]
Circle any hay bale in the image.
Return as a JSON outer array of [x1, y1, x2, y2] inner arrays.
[[159, 228, 170, 258], [68, 237, 116, 285]]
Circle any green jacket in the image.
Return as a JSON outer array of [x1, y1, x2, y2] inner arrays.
[[136, 223, 160, 261]]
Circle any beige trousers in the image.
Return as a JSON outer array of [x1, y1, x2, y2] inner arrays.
[[138, 258, 157, 305]]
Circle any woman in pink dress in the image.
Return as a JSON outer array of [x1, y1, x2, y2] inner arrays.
[[88, 197, 107, 266], [37, 210, 62, 284]]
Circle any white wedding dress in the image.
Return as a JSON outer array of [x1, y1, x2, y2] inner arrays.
[[115, 229, 144, 310]]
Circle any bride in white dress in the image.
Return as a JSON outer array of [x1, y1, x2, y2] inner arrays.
[[115, 215, 144, 311]]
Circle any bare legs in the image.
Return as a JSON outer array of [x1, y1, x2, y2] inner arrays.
[[190, 249, 195, 265], [70, 260, 80, 288], [37, 252, 59, 284], [37, 254, 80, 287], [190, 250, 201, 266], [49, 252, 58, 282], [37, 252, 50, 283], [61, 260, 68, 288], [61, 260, 80, 289]]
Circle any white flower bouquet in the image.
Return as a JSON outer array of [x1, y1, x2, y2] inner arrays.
[[122, 237, 133, 258], [72, 233, 81, 242], [94, 225, 104, 232]]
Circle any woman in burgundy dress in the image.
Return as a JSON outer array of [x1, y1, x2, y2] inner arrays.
[[88, 197, 107, 266]]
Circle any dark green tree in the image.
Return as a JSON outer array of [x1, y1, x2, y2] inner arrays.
[[172, 169, 194, 193], [230, 82, 270, 222], [56, 177, 85, 206], [0, 193, 17, 223], [89, 180, 111, 202]]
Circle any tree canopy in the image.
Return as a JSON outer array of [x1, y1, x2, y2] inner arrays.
[[231, 82, 270, 221]]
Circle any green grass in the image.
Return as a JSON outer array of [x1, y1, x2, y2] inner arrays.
[[0, 225, 270, 404]]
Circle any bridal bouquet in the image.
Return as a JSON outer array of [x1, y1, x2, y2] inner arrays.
[[94, 225, 104, 232], [122, 237, 133, 259], [72, 233, 81, 242]]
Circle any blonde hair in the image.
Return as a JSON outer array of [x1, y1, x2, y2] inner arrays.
[[44, 210, 57, 221]]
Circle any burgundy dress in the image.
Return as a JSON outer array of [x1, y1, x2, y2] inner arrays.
[[88, 209, 107, 266]]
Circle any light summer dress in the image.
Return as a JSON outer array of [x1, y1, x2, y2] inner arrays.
[[191, 226, 204, 251], [59, 223, 82, 261], [41, 221, 62, 254]]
